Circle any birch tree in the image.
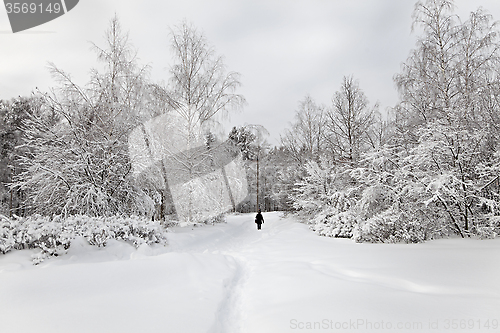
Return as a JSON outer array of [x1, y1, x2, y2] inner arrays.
[[143, 21, 247, 222], [324, 76, 376, 164], [168, 21, 245, 127], [393, 0, 500, 236], [280, 95, 325, 164], [395, 0, 500, 133]]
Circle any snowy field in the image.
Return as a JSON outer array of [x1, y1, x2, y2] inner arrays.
[[1, 212, 499, 333]]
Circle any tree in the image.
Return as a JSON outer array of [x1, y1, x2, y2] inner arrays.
[[365, 110, 395, 150], [292, 158, 338, 216], [285, 0, 500, 242], [393, 0, 500, 236], [0, 97, 34, 216], [168, 21, 245, 127], [394, 0, 500, 134], [280, 95, 325, 164], [228, 125, 269, 212], [293, 158, 357, 238], [324, 76, 377, 163], [229, 126, 257, 161], [147, 22, 247, 222], [125, 21, 247, 223], [261, 147, 297, 211], [15, 16, 152, 216], [249, 125, 270, 212]]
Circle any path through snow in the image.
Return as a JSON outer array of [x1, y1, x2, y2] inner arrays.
[[1, 212, 500, 333]]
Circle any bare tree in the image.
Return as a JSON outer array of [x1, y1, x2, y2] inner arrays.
[[455, 8, 500, 128], [365, 110, 394, 150], [280, 95, 325, 164], [168, 21, 245, 127], [324, 76, 376, 163], [395, 0, 500, 132]]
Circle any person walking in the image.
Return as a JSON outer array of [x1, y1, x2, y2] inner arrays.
[[255, 209, 264, 230]]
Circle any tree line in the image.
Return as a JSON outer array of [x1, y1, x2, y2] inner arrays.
[[266, 0, 500, 242], [3, 0, 500, 242], [1, 16, 245, 221]]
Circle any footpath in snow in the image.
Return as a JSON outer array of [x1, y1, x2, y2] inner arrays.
[[1, 212, 500, 333]]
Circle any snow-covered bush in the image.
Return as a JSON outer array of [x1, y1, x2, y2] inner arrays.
[[0, 214, 168, 263], [310, 191, 357, 238], [203, 214, 226, 225], [312, 210, 358, 238], [353, 208, 430, 244], [356, 184, 394, 220], [0, 215, 15, 254], [293, 159, 356, 212], [469, 213, 500, 239]]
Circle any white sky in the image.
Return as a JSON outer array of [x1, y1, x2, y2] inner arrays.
[[2, 0, 500, 144]]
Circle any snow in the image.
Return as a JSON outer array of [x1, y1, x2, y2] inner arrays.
[[1, 212, 499, 333]]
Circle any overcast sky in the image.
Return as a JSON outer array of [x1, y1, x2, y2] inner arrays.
[[2, 0, 500, 144]]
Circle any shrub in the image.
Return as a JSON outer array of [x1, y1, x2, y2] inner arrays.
[[0, 214, 169, 264]]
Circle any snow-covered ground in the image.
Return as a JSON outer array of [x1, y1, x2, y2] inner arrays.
[[1, 212, 499, 333]]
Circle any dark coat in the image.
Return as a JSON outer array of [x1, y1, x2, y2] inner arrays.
[[255, 212, 264, 224]]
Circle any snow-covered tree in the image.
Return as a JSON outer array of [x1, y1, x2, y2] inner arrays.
[[404, 121, 499, 236], [292, 157, 358, 237], [227, 125, 271, 212], [132, 21, 247, 223], [228, 126, 257, 161], [391, 0, 500, 238], [395, 0, 500, 139], [0, 97, 35, 216], [15, 16, 152, 217], [350, 146, 446, 243], [260, 147, 297, 211]]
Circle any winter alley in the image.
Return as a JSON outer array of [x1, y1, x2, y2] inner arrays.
[[1, 212, 500, 333]]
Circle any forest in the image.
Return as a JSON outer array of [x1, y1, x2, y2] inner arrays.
[[2, 0, 500, 260]]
